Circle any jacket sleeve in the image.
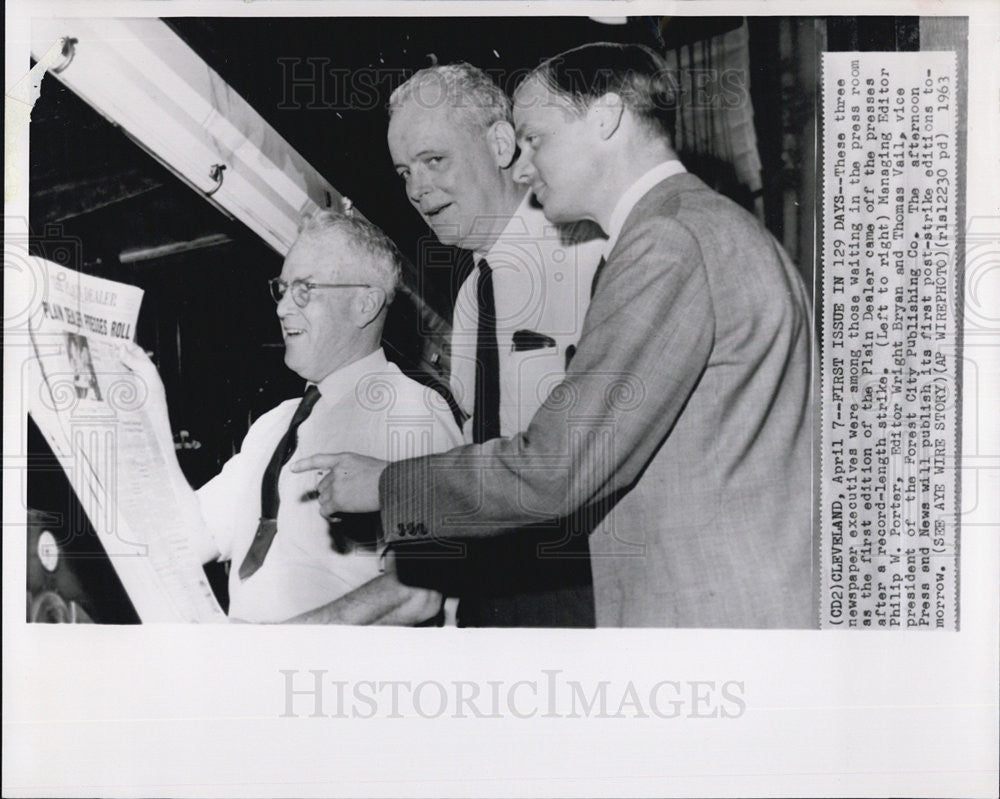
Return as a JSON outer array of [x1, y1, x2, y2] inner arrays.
[[380, 217, 715, 545]]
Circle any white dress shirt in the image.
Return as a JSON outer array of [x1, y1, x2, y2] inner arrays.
[[195, 349, 462, 622], [450, 193, 605, 439]]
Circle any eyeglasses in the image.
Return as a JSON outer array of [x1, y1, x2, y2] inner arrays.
[[268, 277, 372, 307]]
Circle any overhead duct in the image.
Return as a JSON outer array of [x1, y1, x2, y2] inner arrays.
[[30, 18, 452, 374], [30, 18, 345, 256]]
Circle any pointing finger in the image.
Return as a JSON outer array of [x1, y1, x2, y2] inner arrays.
[[290, 453, 346, 473]]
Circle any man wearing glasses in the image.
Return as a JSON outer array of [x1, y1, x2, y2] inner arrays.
[[122, 211, 462, 623]]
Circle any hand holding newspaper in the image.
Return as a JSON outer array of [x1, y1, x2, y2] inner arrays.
[[26, 258, 225, 622]]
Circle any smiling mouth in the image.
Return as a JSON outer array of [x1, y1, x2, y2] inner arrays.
[[423, 203, 452, 218], [283, 327, 306, 339]]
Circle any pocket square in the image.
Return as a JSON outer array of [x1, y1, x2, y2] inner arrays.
[[512, 329, 556, 352]]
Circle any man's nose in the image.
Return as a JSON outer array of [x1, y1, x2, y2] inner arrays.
[[408, 168, 433, 202], [275, 285, 295, 317], [511, 149, 535, 185]]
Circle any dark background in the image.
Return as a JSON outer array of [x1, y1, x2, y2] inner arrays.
[[26, 15, 924, 621]]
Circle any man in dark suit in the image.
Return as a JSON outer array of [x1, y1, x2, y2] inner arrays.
[[296, 43, 817, 628]]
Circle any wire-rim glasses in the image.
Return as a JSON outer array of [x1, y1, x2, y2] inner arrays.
[[268, 277, 372, 307]]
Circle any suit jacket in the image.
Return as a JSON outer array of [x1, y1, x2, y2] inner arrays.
[[382, 173, 817, 628]]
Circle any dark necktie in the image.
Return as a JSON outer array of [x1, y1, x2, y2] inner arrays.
[[472, 257, 501, 444], [565, 256, 609, 370], [238, 384, 322, 580], [590, 255, 607, 299]]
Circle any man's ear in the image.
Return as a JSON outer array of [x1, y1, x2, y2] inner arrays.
[[589, 92, 625, 141], [487, 120, 518, 169], [356, 287, 388, 328]]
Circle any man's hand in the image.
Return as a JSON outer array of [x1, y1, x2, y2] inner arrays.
[[290, 453, 386, 516], [277, 551, 443, 626]]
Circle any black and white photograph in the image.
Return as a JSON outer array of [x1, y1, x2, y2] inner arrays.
[[4, 1, 998, 797]]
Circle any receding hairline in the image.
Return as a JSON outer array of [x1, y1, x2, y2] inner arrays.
[[289, 227, 361, 275], [288, 214, 401, 298], [387, 90, 502, 141], [510, 72, 585, 134], [514, 43, 678, 142], [388, 62, 512, 136]]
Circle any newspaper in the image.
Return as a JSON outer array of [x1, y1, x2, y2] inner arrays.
[[25, 258, 225, 622]]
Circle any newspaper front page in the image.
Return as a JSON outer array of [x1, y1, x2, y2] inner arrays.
[[26, 258, 224, 622]]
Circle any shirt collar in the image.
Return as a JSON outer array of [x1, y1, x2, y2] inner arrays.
[[313, 348, 388, 405], [603, 160, 687, 257], [473, 191, 537, 266]]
